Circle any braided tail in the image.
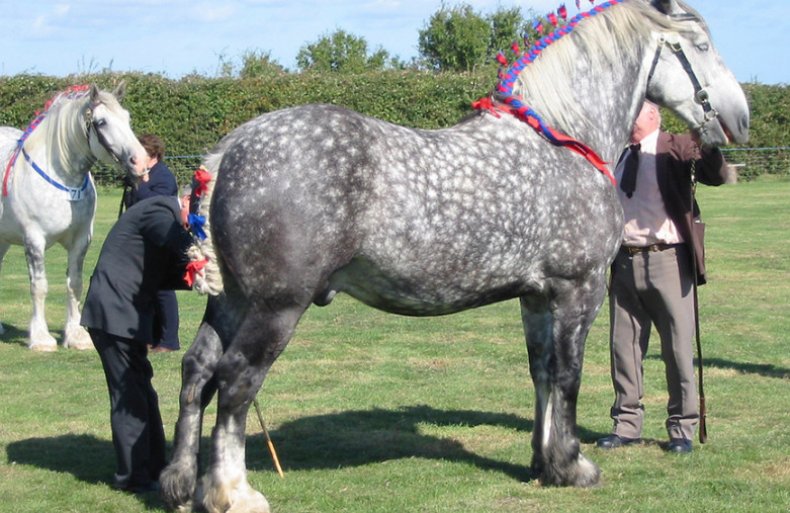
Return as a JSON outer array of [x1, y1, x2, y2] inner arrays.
[[186, 154, 224, 296]]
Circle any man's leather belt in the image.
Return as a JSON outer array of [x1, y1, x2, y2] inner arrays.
[[621, 243, 682, 255]]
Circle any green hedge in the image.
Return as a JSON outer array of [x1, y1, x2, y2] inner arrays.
[[1, 73, 787, 183], [0, 72, 491, 157]]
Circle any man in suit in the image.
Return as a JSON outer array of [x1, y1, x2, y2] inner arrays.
[[124, 134, 182, 353], [597, 100, 730, 454], [81, 191, 193, 493]]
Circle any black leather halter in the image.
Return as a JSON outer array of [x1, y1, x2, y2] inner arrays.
[[83, 104, 122, 166], [646, 16, 718, 135]]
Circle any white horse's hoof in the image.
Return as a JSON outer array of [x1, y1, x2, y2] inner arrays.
[[63, 326, 94, 350], [28, 330, 58, 351], [199, 475, 270, 513], [29, 340, 58, 352], [226, 491, 270, 513]]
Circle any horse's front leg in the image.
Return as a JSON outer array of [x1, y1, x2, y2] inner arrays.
[[200, 303, 304, 513], [0, 242, 11, 335], [62, 235, 93, 350], [24, 235, 57, 351], [520, 279, 603, 487]]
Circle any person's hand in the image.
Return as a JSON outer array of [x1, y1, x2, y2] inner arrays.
[[690, 130, 701, 146]]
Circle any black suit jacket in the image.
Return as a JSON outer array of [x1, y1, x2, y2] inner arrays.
[[81, 196, 193, 342], [124, 160, 178, 208]]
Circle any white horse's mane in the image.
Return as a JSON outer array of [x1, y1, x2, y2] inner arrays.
[[25, 87, 122, 160], [513, 1, 690, 134]]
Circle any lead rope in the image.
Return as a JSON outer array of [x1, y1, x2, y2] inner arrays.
[[689, 157, 708, 443]]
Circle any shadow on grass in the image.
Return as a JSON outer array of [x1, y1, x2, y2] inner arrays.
[[246, 404, 604, 482], [8, 405, 605, 494], [703, 357, 789, 379], [0, 323, 29, 347], [6, 434, 163, 509], [646, 354, 789, 379]]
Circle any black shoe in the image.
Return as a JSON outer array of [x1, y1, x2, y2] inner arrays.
[[666, 438, 693, 454], [113, 480, 160, 494], [596, 434, 641, 450]]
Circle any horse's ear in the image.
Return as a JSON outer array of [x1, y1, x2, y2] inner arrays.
[[90, 84, 101, 104], [651, 0, 678, 15], [113, 80, 127, 101]]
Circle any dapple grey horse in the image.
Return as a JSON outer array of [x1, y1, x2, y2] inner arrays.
[[0, 84, 147, 351], [163, 1, 749, 511]]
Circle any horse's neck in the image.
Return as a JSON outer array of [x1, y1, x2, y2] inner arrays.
[[571, 65, 648, 163], [517, 30, 656, 164], [24, 101, 94, 184]]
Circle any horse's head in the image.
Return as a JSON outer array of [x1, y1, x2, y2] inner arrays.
[[85, 82, 148, 177], [644, 0, 749, 146]]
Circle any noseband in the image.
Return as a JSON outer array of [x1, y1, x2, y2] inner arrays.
[[647, 15, 719, 135]]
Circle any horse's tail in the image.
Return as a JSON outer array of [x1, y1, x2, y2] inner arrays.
[[188, 151, 224, 296]]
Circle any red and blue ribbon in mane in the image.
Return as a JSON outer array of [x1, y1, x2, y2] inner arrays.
[[474, 0, 626, 186]]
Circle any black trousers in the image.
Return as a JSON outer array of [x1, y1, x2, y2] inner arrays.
[[90, 328, 166, 488], [153, 289, 180, 350]]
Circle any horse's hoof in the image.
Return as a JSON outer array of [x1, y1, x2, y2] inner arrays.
[[225, 491, 270, 513], [29, 341, 57, 352], [63, 328, 95, 350], [199, 475, 271, 513]]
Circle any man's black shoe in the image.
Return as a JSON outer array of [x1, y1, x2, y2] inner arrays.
[[666, 438, 693, 454], [596, 434, 641, 450], [113, 480, 160, 494]]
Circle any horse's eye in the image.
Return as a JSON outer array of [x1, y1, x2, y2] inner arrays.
[[94, 119, 107, 128], [696, 42, 709, 52]]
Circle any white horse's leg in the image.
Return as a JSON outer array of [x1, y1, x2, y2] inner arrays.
[[0, 242, 10, 335], [62, 237, 93, 350], [24, 236, 58, 351]]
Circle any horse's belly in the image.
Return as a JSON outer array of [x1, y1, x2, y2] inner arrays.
[[327, 256, 534, 316]]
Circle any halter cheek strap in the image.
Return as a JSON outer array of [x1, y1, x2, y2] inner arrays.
[[647, 33, 719, 135], [84, 105, 123, 166]]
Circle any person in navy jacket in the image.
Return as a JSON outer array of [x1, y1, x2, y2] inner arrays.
[[124, 134, 182, 352]]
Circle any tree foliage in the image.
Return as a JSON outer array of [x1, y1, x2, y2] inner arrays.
[[418, 4, 491, 72], [417, 3, 541, 72], [239, 50, 287, 79], [296, 29, 393, 73]]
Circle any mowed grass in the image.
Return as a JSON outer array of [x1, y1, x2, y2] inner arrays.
[[0, 180, 788, 513]]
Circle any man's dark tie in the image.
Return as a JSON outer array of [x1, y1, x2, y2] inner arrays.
[[619, 143, 641, 198]]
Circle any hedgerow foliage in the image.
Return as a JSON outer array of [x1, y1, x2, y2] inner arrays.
[[0, 72, 492, 157], [1, 72, 786, 157]]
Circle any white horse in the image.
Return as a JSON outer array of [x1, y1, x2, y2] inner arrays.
[[0, 83, 147, 351]]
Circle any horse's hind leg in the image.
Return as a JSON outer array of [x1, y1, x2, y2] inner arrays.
[[62, 235, 93, 350], [520, 277, 604, 487], [161, 297, 226, 512], [199, 302, 305, 513], [24, 235, 58, 351]]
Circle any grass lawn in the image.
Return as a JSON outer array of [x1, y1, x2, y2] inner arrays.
[[0, 179, 788, 513]]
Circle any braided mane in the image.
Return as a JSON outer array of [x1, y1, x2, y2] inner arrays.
[[508, 0, 687, 135]]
